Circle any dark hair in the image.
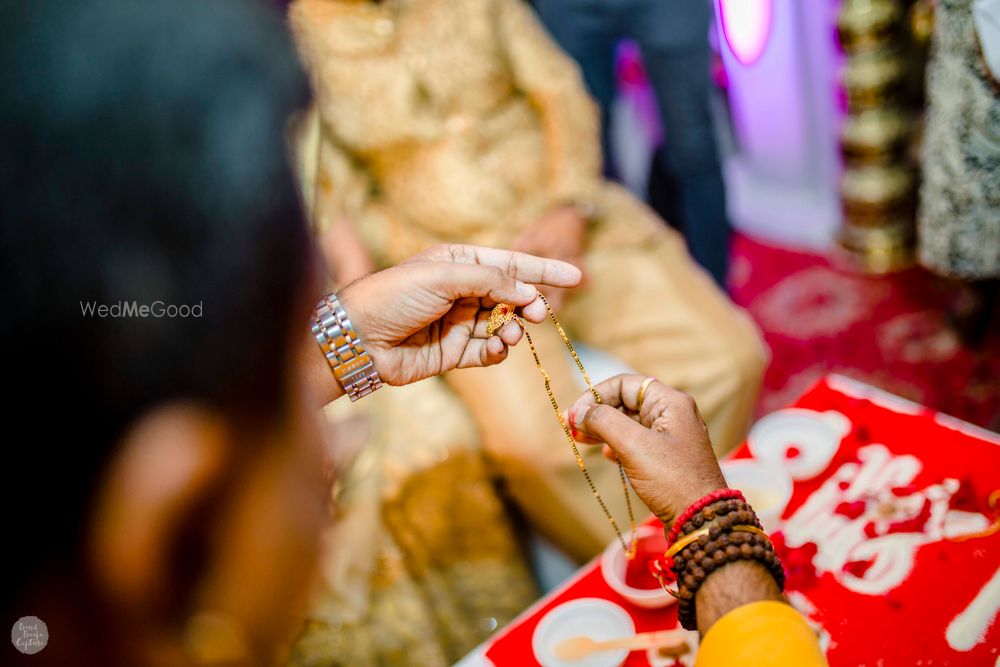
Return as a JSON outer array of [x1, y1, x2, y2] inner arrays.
[[0, 0, 311, 615]]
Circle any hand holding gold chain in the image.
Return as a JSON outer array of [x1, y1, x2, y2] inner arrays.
[[487, 298, 637, 558]]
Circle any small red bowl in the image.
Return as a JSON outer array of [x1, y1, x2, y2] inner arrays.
[[600, 526, 676, 609]]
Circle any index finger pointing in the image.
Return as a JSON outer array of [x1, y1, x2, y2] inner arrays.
[[414, 244, 583, 288], [419, 262, 539, 306]]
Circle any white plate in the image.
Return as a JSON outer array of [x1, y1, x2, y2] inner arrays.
[[748, 408, 850, 481], [721, 459, 793, 533], [532, 598, 635, 667]]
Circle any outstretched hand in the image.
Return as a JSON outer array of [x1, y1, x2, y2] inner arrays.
[[338, 244, 582, 386]]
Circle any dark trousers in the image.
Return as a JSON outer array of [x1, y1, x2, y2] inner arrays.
[[536, 0, 731, 287]]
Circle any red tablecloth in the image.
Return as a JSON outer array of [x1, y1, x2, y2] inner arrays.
[[484, 375, 1000, 666]]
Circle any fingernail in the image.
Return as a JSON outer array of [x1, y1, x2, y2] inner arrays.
[[516, 280, 535, 298], [568, 408, 577, 429], [570, 426, 581, 440]]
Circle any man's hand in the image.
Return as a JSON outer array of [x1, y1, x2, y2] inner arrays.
[[338, 244, 582, 386], [567, 375, 785, 635], [510, 206, 587, 311], [566, 374, 727, 524]]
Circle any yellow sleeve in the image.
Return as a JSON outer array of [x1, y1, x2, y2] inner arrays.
[[695, 601, 828, 667], [494, 0, 602, 206]]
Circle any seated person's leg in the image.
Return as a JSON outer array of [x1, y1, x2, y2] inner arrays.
[[293, 379, 538, 666]]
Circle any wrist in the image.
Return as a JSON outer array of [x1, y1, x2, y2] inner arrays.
[[664, 494, 785, 631], [304, 330, 346, 407], [695, 560, 784, 634], [655, 480, 729, 529], [310, 290, 382, 402], [665, 488, 739, 545]]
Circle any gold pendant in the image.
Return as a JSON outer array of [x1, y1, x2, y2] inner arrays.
[[486, 303, 516, 337], [488, 299, 637, 558]]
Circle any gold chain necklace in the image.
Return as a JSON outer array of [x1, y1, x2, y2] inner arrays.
[[487, 298, 637, 558]]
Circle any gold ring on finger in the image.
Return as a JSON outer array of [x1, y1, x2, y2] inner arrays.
[[636, 377, 656, 414]]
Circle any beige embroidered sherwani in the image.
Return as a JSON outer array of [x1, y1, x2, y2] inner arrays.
[[288, 0, 767, 663]]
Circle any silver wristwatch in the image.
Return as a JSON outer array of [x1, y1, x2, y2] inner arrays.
[[311, 292, 382, 401]]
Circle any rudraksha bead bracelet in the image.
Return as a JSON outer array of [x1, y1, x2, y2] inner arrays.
[[661, 493, 785, 631]]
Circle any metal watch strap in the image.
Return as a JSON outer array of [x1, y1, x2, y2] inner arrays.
[[311, 293, 382, 401]]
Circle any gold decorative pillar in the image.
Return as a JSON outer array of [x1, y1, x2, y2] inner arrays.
[[836, 0, 930, 273]]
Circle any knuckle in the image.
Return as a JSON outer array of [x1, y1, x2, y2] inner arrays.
[[583, 404, 607, 427], [505, 251, 520, 278], [489, 265, 508, 285], [661, 386, 694, 408], [445, 243, 470, 263], [649, 414, 671, 434]]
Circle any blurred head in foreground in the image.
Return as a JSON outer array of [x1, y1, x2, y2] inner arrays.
[[1, 1, 326, 664]]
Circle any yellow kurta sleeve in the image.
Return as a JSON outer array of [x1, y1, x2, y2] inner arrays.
[[494, 0, 602, 206], [695, 601, 828, 667]]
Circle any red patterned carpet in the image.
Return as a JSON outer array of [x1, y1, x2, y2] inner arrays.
[[728, 233, 1000, 430]]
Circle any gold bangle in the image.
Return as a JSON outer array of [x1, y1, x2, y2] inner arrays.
[[636, 377, 656, 414], [665, 524, 768, 560]]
